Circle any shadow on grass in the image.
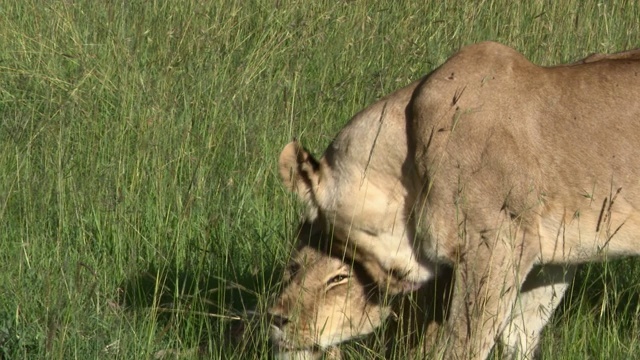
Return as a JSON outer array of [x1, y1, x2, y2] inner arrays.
[[117, 259, 285, 358], [556, 259, 640, 330]]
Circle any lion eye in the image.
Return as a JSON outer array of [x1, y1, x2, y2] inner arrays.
[[327, 274, 349, 285]]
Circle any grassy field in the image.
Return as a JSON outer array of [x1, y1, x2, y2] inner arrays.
[[1, 0, 640, 358]]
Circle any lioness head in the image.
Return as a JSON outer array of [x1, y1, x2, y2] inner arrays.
[[268, 224, 393, 359], [278, 136, 436, 295]]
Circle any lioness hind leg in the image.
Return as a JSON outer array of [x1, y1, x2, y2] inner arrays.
[[500, 265, 576, 359]]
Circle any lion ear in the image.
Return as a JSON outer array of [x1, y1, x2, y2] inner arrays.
[[279, 141, 321, 199]]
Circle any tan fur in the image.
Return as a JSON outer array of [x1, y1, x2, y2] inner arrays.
[[274, 42, 640, 359], [578, 47, 640, 64], [269, 233, 393, 359]]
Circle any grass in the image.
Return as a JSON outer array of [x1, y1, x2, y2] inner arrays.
[[1, 0, 640, 358]]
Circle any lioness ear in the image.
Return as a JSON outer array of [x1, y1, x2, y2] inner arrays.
[[279, 141, 321, 198]]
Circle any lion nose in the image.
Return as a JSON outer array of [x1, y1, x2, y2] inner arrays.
[[269, 313, 290, 329]]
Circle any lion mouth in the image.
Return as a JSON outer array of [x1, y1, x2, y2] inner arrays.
[[272, 339, 323, 357]]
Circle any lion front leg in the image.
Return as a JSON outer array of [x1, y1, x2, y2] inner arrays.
[[499, 265, 575, 359], [442, 233, 539, 360]]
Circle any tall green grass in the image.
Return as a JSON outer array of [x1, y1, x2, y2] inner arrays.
[[1, 0, 639, 358]]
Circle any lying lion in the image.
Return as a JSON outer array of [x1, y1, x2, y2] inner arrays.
[[270, 42, 640, 359]]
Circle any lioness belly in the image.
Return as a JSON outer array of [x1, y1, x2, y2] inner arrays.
[[538, 194, 640, 263]]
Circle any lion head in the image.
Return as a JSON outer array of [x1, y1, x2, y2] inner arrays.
[[267, 223, 394, 359]]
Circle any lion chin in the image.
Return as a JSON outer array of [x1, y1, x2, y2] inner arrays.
[[273, 348, 342, 360]]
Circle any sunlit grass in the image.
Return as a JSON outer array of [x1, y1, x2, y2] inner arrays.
[[1, 0, 639, 358]]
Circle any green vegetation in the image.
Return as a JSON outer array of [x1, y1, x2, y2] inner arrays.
[[1, 0, 639, 358]]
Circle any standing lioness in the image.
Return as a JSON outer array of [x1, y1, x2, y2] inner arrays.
[[273, 42, 640, 359]]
